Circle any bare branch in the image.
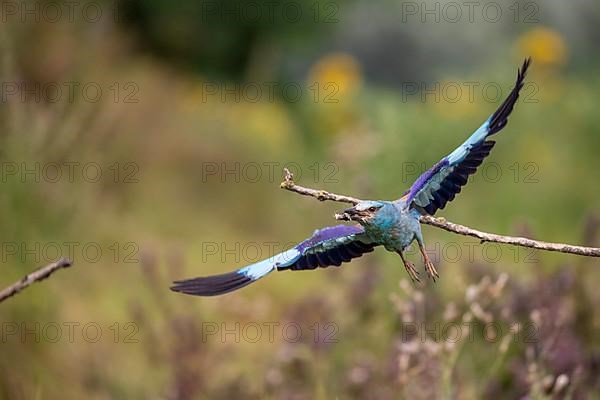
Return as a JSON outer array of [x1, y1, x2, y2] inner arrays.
[[281, 168, 361, 205], [419, 215, 600, 257], [0, 258, 73, 303], [280, 169, 600, 258]]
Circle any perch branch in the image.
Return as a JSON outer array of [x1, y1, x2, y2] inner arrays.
[[418, 215, 600, 257], [280, 168, 600, 258], [0, 257, 73, 303], [280, 168, 361, 205]]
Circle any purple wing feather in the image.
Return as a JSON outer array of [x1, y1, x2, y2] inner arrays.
[[296, 225, 365, 253], [406, 159, 449, 206]]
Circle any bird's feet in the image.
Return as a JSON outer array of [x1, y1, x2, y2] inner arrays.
[[423, 258, 439, 282], [418, 242, 440, 282], [402, 259, 421, 283]]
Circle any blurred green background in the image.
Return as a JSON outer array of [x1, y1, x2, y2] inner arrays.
[[1, 0, 599, 398]]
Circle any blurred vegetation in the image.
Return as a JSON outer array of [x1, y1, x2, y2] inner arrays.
[[1, 0, 599, 398]]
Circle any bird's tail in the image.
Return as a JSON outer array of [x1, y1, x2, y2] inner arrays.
[[170, 249, 300, 296]]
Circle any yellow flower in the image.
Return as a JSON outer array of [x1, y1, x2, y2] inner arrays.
[[306, 53, 364, 137], [308, 52, 362, 99], [515, 27, 567, 66]]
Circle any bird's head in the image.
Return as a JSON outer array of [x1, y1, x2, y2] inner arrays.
[[336, 200, 392, 226]]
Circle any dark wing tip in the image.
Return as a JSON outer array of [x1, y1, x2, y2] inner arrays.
[[521, 57, 532, 76], [487, 57, 532, 135], [516, 57, 532, 89], [170, 271, 253, 296]]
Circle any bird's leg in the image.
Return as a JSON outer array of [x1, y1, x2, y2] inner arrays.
[[397, 251, 420, 283], [418, 241, 439, 282]]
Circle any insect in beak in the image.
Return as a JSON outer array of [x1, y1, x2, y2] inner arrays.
[[335, 206, 368, 222]]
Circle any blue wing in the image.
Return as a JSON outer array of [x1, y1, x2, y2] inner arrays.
[[170, 225, 376, 296], [405, 58, 531, 215]]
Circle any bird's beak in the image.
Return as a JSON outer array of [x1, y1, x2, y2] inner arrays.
[[343, 207, 358, 216], [335, 206, 360, 221]]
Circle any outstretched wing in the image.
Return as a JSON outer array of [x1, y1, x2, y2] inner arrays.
[[405, 58, 531, 215], [170, 225, 377, 296]]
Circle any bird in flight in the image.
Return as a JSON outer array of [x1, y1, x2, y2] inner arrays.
[[172, 58, 531, 296]]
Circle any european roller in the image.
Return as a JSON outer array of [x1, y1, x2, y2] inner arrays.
[[172, 58, 531, 296]]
